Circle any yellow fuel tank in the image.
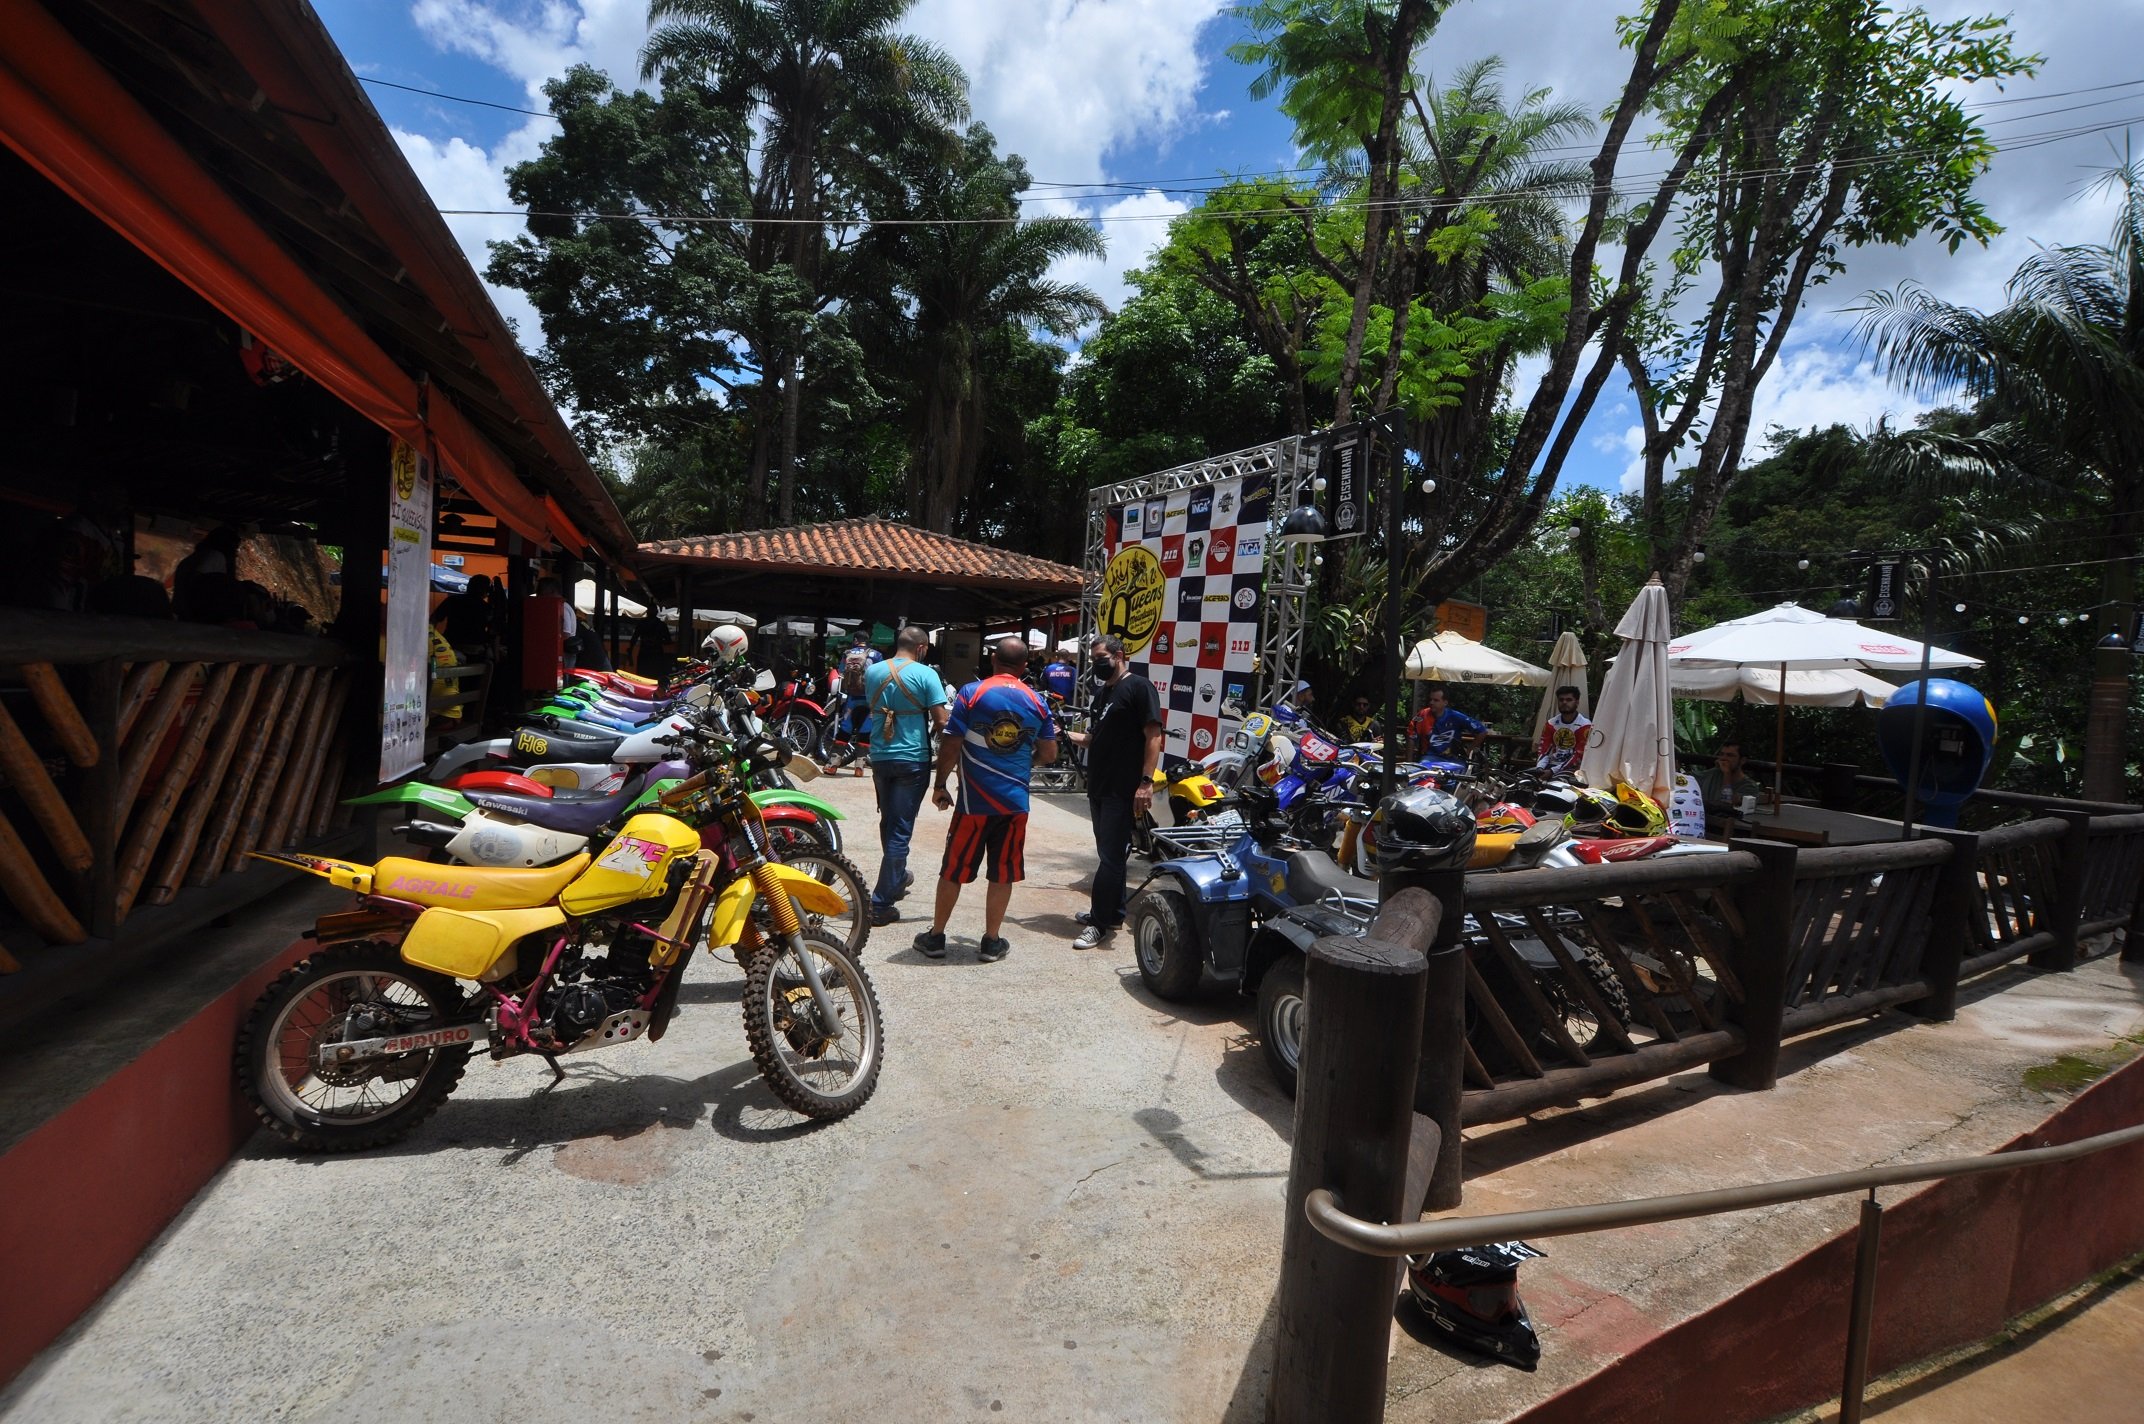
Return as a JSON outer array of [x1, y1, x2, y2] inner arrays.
[[560, 813, 704, 915]]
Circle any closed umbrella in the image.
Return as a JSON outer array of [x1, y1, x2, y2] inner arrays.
[[1588, 577, 1677, 805], [1403, 630, 1552, 686], [1667, 602, 1980, 807], [1530, 630, 1590, 747]]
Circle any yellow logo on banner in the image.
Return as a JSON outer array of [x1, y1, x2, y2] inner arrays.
[[1099, 546, 1165, 655], [391, 440, 420, 501]]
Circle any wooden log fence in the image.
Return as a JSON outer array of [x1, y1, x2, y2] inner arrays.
[[0, 611, 352, 970], [1423, 810, 2144, 1164]]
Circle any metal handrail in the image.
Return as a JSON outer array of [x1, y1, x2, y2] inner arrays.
[[1305, 1118, 2144, 1257]]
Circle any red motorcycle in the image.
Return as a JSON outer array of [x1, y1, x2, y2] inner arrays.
[[763, 673, 835, 761]]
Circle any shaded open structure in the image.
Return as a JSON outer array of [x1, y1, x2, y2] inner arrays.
[[641, 517, 1084, 667]]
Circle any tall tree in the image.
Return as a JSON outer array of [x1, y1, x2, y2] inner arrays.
[[1855, 159, 2144, 799], [1616, 0, 2033, 600], [642, 0, 969, 525], [851, 127, 1105, 532]]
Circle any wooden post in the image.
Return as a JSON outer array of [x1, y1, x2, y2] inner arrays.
[[1382, 865, 1467, 1211], [81, 659, 121, 939], [115, 662, 238, 921], [21, 663, 98, 766], [226, 666, 318, 871], [0, 700, 92, 872], [1711, 837, 1798, 1090], [1904, 827, 1978, 1022], [2031, 809, 2094, 972], [1269, 889, 1438, 1424]]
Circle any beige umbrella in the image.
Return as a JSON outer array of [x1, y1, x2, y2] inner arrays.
[[1403, 630, 1551, 686], [1588, 577, 1677, 804], [1668, 665, 1895, 707], [1530, 630, 1590, 747]]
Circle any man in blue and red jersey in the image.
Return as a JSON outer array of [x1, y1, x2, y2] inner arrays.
[[914, 637, 1058, 963]]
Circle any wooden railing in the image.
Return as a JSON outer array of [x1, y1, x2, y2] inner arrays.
[[1441, 808, 2142, 1140], [0, 611, 352, 971]]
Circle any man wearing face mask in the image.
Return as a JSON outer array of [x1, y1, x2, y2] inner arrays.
[[1067, 634, 1163, 950]]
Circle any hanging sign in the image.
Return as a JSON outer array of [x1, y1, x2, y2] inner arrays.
[[1320, 422, 1368, 539], [1866, 555, 1905, 621], [380, 439, 434, 782]]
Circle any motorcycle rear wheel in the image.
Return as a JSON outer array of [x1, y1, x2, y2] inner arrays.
[[743, 931, 883, 1120], [235, 941, 470, 1153]]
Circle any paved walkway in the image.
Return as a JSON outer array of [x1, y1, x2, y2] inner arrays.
[[0, 775, 1295, 1423]]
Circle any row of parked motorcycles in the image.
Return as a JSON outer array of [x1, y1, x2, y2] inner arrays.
[[1125, 694, 1727, 1098], [236, 631, 882, 1152]]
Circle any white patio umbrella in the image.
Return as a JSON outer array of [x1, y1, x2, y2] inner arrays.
[[1668, 665, 1895, 707], [570, 578, 648, 620], [1530, 630, 1590, 747], [1667, 602, 1980, 807], [1403, 630, 1552, 686], [1588, 577, 1677, 805]]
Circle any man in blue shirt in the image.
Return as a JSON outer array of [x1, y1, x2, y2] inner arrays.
[[1041, 653, 1077, 702], [862, 626, 949, 926], [827, 628, 883, 768], [1410, 683, 1490, 761], [915, 637, 1058, 963]]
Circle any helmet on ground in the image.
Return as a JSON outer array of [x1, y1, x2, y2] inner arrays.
[[1406, 1242, 1545, 1371], [1375, 785, 1476, 871], [701, 623, 750, 662]]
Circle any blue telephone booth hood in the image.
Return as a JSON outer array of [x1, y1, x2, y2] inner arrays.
[[1876, 678, 1998, 826]]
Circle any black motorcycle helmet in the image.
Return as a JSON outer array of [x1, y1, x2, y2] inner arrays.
[[1407, 1241, 1545, 1371], [1375, 785, 1476, 871]]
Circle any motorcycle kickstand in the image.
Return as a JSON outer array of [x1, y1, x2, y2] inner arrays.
[[539, 1052, 566, 1088]]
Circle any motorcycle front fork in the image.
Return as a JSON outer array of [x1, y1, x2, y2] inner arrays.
[[746, 861, 846, 1041]]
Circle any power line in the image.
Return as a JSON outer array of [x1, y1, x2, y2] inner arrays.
[[357, 74, 556, 119], [432, 107, 2144, 227]]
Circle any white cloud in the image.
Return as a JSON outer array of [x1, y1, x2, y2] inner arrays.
[[389, 126, 544, 339], [1050, 189, 1190, 319]]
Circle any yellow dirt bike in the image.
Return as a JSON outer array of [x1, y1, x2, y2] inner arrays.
[[238, 738, 881, 1151]]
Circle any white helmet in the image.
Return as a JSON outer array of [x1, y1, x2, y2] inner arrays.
[[701, 623, 750, 663]]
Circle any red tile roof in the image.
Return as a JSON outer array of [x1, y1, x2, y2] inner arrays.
[[640, 518, 1082, 595]]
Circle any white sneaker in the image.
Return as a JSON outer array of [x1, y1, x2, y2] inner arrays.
[[1073, 924, 1114, 951]]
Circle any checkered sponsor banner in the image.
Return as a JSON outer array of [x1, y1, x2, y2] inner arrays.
[[1098, 474, 1270, 759]]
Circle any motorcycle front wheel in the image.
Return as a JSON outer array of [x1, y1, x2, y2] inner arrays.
[[743, 931, 883, 1120], [235, 941, 470, 1153], [764, 847, 868, 955]]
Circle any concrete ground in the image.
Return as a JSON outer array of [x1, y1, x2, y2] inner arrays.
[[4, 767, 2141, 1424], [0, 772, 1296, 1424]]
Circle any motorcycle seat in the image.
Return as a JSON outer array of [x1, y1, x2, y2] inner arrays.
[[1567, 835, 1676, 864], [1285, 850, 1379, 904], [372, 853, 594, 910], [507, 725, 625, 762]]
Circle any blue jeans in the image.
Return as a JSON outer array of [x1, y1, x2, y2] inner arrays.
[[870, 761, 930, 911]]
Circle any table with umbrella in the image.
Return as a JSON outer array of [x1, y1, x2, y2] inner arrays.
[[1664, 602, 1981, 813]]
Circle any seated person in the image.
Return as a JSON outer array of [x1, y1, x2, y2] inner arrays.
[[1536, 686, 1592, 774], [1696, 740, 1763, 816], [1409, 684, 1489, 761], [1337, 695, 1377, 744]]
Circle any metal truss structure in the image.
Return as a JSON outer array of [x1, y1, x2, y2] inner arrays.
[[1081, 436, 1318, 710]]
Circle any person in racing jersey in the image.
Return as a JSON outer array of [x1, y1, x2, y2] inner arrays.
[[1410, 684, 1490, 761], [915, 637, 1058, 963], [1535, 686, 1592, 774]]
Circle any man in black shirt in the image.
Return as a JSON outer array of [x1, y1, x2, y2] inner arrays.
[[1069, 634, 1163, 950]]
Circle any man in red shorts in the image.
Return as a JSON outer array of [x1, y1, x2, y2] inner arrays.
[[915, 636, 1059, 963]]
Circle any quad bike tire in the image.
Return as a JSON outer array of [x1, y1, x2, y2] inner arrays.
[[1258, 954, 1308, 1099], [235, 941, 470, 1153], [1128, 883, 1202, 1001], [743, 931, 884, 1120]]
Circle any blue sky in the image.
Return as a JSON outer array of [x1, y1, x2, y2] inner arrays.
[[317, 0, 2144, 494]]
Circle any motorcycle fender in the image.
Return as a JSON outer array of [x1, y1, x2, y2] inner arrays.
[[429, 739, 509, 781], [345, 782, 476, 821], [612, 717, 690, 763], [1174, 774, 1224, 809], [247, 850, 375, 893], [750, 788, 842, 820], [704, 864, 850, 948], [401, 905, 567, 981], [1244, 924, 1310, 993]]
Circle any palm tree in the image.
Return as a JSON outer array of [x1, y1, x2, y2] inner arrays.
[[643, 0, 969, 525], [1855, 159, 2144, 799], [856, 128, 1105, 533]]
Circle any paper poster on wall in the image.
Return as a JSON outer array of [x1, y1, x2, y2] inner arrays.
[[380, 439, 434, 782], [1098, 474, 1270, 758]]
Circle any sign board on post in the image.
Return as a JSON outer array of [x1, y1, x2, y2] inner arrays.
[[1320, 423, 1367, 540], [380, 439, 434, 782], [1866, 555, 1905, 622], [1434, 600, 1488, 642]]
